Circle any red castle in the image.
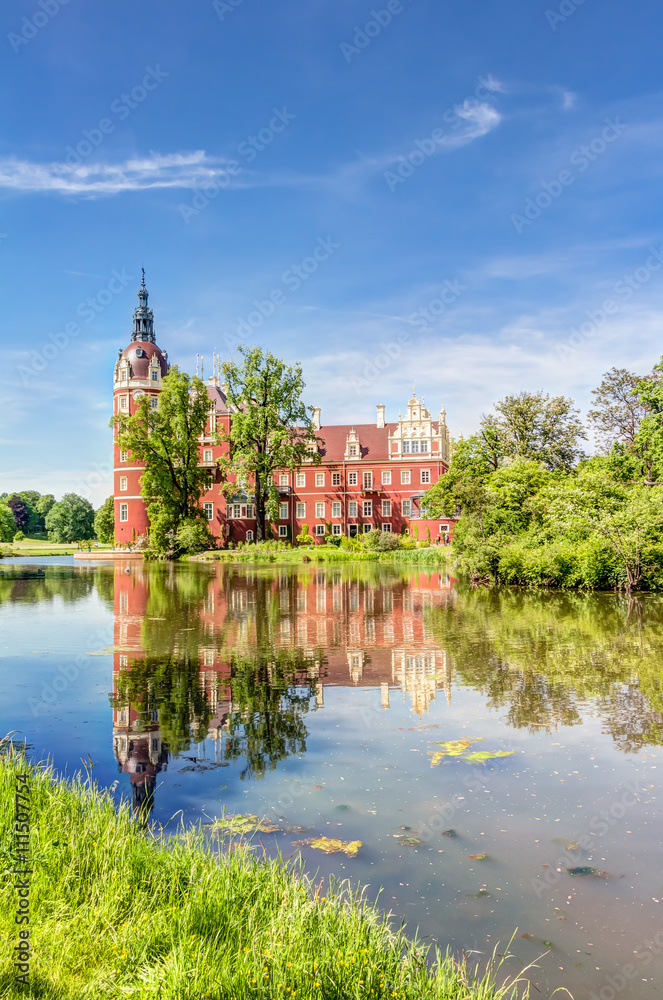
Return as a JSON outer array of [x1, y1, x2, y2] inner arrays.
[[113, 274, 453, 546]]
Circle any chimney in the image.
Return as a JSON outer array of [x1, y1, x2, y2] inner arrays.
[[313, 407, 321, 430], [376, 404, 386, 429]]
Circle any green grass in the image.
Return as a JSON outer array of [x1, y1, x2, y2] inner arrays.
[[0, 746, 532, 1000], [0, 541, 113, 558], [192, 548, 450, 566]]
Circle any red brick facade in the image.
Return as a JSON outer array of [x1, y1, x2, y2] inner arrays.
[[114, 278, 453, 546]]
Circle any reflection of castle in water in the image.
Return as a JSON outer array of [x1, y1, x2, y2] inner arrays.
[[111, 565, 454, 811]]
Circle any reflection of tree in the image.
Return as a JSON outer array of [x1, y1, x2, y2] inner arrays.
[[425, 587, 663, 750], [0, 567, 100, 606], [113, 656, 212, 756], [224, 650, 318, 780], [139, 564, 220, 659]]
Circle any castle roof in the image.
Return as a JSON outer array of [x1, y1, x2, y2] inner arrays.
[[121, 340, 168, 379]]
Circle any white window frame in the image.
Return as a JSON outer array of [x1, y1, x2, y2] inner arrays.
[[279, 503, 288, 520], [363, 472, 373, 489], [120, 450, 128, 462], [119, 503, 128, 522], [278, 525, 288, 537], [348, 501, 358, 518], [203, 449, 213, 462], [315, 524, 325, 536], [120, 396, 128, 410], [119, 476, 128, 491], [332, 524, 342, 536], [382, 523, 392, 532], [402, 499, 412, 516], [421, 469, 431, 484], [315, 472, 325, 487], [421, 441, 429, 453], [232, 504, 241, 518], [204, 502, 214, 521], [246, 504, 254, 518], [362, 523, 372, 534], [363, 500, 372, 517], [246, 530, 254, 542], [402, 440, 410, 453], [296, 502, 306, 518], [401, 470, 411, 484], [331, 502, 341, 518], [151, 398, 158, 409], [296, 472, 305, 488], [349, 444, 358, 457], [348, 471, 358, 486], [381, 499, 392, 516], [382, 470, 391, 484], [279, 474, 289, 487], [315, 501, 325, 519]]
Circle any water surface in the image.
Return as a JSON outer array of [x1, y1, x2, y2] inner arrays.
[[1, 559, 662, 998]]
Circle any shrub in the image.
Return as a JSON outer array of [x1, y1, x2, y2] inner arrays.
[[13, 531, 25, 542], [175, 519, 214, 555]]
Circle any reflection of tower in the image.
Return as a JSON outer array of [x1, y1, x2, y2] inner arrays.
[[113, 724, 169, 818], [392, 649, 451, 717]]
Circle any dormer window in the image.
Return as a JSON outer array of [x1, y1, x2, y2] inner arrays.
[[411, 441, 419, 454], [349, 444, 358, 457], [151, 371, 158, 381], [402, 441, 410, 453], [121, 370, 127, 381]]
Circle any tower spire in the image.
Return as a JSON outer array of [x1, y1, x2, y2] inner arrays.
[[132, 270, 155, 344]]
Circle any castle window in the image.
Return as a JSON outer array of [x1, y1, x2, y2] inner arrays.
[[151, 371, 158, 381], [363, 501, 372, 517], [119, 477, 128, 491], [279, 525, 288, 537], [382, 500, 392, 516], [382, 523, 392, 532], [363, 472, 373, 489], [332, 473, 341, 486], [332, 524, 342, 535], [246, 530, 254, 542], [204, 503, 214, 520], [279, 474, 289, 487], [119, 503, 128, 522], [402, 499, 411, 516], [348, 501, 358, 517], [348, 471, 358, 486], [401, 470, 411, 484], [204, 449, 213, 462], [120, 450, 128, 462], [315, 502, 325, 518], [279, 503, 288, 519], [402, 441, 410, 453], [121, 370, 127, 381], [315, 472, 325, 487], [151, 398, 158, 409], [315, 524, 325, 536], [296, 473, 305, 487], [411, 441, 419, 454], [245, 504, 254, 518], [296, 502, 306, 518], [421, 470, 431, 484], [363, 523, 372, 533], [332, 502, 341, 518], [232, 504, 241, 518], [421, 441, 429, 453], [349, 444, 358, 457], [382, 471, 391, 484], [120, 396, 128, 410]]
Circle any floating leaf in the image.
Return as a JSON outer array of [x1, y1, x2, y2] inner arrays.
[[543, 941, 553, 948], [463, 750, 515, 764], [441, 829, 458, 838], [293, 837, 362, 857], [552, 838, 579, 851], [465, 889, 491, 898], [400, 837, 422, 846], [468, 853, 488, 861], [521, 933, 535, 940], [567, 866, 610, 878], [207, 814, 281, 835]]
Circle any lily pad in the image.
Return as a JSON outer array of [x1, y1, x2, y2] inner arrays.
[[567, 866, 610, 878], [293, 837, 362, 857], [207, 814, 281, 835], [400, 837, 422, 846], [468, 853, 488, 861], [428, 739, 477, 765]]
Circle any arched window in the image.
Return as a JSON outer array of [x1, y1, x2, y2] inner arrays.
[[246, 530, 254, 542]]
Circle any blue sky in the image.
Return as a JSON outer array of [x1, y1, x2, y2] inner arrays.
[[2, 0, 663, 506]]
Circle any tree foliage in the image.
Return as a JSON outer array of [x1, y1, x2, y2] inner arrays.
[[112, 366, 217, 557], [0, 503, 16, 543], [94, 496, 116, 544], [7, 495, 29, 533], [480, 391, 586, 471], [222, 345, 320, 541], [633, 359, 663, 481], [45, 493, 95, 543], [587, 367, 650, 455]]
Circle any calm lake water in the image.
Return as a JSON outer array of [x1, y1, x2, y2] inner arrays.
[[1, 557, 662, 999]]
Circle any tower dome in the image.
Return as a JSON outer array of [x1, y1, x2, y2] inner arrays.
[[132, 267, 156, 344]]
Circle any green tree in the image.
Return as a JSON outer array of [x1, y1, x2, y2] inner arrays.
[[35, 494, 55, 527], [480, 390, 586, 471], [94, 496, 115, 544], [0, 503, 16, 543], [112, 366, 218, 556], [634, 360, 663, 481], [7, 495, 29, 533], [221, 345, 320, 541], [587, 367, 650, 455], [45, 493, 95, 543]]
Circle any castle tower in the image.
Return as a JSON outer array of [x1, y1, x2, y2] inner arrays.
[[113, 271, 169, 545]]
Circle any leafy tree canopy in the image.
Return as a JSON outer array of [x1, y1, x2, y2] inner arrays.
[[222, 345, 320, 541], [480, 390, 586, 472], [94, 496, 115, 545], [45, 493, 95, 543]]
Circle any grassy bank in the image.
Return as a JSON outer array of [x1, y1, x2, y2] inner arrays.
[[0, 748, 527, 1000], [0, 540, 113, 558], [191, 547, 450, 566]]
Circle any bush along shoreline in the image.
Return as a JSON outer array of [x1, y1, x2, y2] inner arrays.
[[0, 748, 531, 1000]]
